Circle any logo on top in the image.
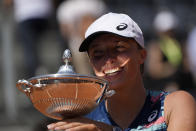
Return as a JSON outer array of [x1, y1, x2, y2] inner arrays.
[[116, 23, 128, 31], [148, 110, 158, 122]]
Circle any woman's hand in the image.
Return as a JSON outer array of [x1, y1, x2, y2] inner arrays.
[[47, 117, 113, 131]]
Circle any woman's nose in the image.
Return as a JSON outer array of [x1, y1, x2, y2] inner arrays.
[[105, 51, 117, 64]]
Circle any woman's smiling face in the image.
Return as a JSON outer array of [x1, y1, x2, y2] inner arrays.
[[88, 34, 146, 90]]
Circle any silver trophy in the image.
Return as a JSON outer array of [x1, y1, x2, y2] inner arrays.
[[16, 49, 115, 120]]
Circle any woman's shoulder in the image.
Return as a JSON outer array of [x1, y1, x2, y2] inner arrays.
[[165, 90, 195, 101], [164, 90, 196, 113], [164, 90, 196, 130]]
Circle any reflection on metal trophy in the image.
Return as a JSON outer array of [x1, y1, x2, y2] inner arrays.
[[16, 49, 115, 120]]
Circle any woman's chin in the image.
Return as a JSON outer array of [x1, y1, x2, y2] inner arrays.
[[98, 70, 126, 90], [107, 79, 124, 91]]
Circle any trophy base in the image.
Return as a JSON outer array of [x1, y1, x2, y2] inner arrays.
[[34, 97, 97, 120]]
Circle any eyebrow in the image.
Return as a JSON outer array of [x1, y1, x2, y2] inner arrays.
[[88, 43, 101, 54], [89, 43, 100, 49]]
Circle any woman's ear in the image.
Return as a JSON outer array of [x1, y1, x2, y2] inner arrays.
[[139, 49, 147, 64]]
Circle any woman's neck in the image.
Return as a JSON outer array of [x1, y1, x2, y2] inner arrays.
[[105, 81, 146, 129]]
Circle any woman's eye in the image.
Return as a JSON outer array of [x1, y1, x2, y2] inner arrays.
[[92, 50, 104, 59], [116, 45, 126, 52]]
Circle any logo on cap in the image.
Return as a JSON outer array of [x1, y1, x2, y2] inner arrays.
[[116, 23, 128, 31]]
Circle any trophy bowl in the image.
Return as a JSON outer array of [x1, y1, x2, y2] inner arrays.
[[16, 49, 115, 120]]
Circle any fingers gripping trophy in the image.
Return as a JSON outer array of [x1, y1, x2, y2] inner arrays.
[[16, 49, 115, 120]]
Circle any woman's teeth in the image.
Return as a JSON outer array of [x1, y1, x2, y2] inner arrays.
[[105, 68, 121, 75]]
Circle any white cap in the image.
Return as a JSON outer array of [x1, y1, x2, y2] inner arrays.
[[79, 12, 144, 52]]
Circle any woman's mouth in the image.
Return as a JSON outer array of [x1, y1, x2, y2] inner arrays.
[[104, 67, 123, 77]]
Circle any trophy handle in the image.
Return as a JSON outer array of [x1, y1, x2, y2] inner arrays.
[[96, 83, 115, 104], [105, 90, 116, 98], [16, 79, 34, 96]]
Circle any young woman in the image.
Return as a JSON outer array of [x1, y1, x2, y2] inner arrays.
[[47, 13, 196, 131]]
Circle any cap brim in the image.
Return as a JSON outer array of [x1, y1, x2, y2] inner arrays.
[[79, 31, 108, 52]]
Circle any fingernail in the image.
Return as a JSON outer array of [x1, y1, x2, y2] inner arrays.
[[54, 127, 60, 130], [47, 125, 53, 129]]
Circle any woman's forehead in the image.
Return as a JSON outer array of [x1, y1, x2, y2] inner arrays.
[[93, 33, 125, 42], [89, 34, 135, 48]]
